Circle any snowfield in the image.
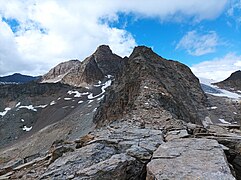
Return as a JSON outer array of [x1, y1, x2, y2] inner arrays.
[[199, 78, 241, 99]]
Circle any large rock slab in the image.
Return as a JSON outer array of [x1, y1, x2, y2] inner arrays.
[[75, 153, 144, 180], [146, 138, 235, 180]]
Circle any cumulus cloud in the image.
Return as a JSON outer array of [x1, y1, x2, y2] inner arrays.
[[191, 53, 241, 81], [176, 31, 219, 56], [0, 0, 228, 76]]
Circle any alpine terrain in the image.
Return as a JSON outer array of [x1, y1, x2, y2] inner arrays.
[[0, 45, 241, 180], [0, 73, 39, 84]]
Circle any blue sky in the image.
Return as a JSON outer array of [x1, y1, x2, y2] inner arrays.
[[0, 0, 241, 81], [112, 10, 240, 66]]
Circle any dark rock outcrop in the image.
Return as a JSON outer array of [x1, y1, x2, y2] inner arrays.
[[94, 46, 208, 126], [214, 70, 241, 91]]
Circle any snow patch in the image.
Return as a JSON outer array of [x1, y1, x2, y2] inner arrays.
[[97, 95, 105, 101], [50, 101, 56, 106], [18, 105, 37, 112], [78, 100, 84, 104], [21, 119, 24, 122], [93, 84, 102, 87], [68, 90, 81, 97], [88, 100, 94, 104], [144, 86, 148, 89], [68, 90, 89, 97], [207, 106, 217, 110], [36, 104, 48, 108], [0, 107, 11, 117], [88, 79, 112, 100], [106, 75, 113, 78], [93, 108, 97, 112], [22, 125, 32, 132], [219, 119, 231, 124], [15, 102, 21, 107], [233, 112, 237, 115], [64, 98, 72, 101]]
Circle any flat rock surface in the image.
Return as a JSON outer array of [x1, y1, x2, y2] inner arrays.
[[147, 138, 236, 180]]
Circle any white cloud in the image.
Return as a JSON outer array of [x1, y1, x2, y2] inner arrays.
[[0, 0, 228, 76], [191, 53, 241, 81], [227, 0, 241, 17], [226, 0, 241, 30], [176, 31, 219, 56]]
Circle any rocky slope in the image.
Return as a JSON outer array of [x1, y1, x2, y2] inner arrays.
[[214, 70, 241, 92], [41, 45, 123, 87], [0, 45, 240, 179], [0, 82, 82, 147], [94, 46, 208, 126], [41, 60, 81, 83]]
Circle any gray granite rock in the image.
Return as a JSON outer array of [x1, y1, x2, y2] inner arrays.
[[75, 154, 144, 180], [146, 138, 236, 180]]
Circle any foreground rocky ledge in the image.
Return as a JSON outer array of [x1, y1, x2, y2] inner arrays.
[[147, 138, 235, 180], [0, 121, 239, 180]]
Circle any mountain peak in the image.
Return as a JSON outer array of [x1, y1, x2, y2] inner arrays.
[[129, 46, 161, 61], [130, 46, 153, 56], [95, 45, 112, 55], [226, 70, 241, 81]]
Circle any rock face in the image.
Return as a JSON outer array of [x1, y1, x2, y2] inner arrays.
[[62, 45, 123, 86], [41, 60, 81, 83], [94, 46, 208, 126], [146, 138, 235, 180], [41, 45, 123, 87], [214, 70, 241, 91]]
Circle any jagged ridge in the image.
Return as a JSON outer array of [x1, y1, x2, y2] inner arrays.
[[94, 46, 208, 126]]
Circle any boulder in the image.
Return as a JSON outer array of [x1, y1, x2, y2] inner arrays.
[[146, 138, 235, 180], [75, 154, 145, 180]]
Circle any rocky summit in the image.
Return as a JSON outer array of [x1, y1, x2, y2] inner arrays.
[[41, 45, 123, 87], [0, 45, 241, 180]]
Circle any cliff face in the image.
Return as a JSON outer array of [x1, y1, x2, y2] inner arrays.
[[41, 60, 81, 83], [94, 46, 207, 126]]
